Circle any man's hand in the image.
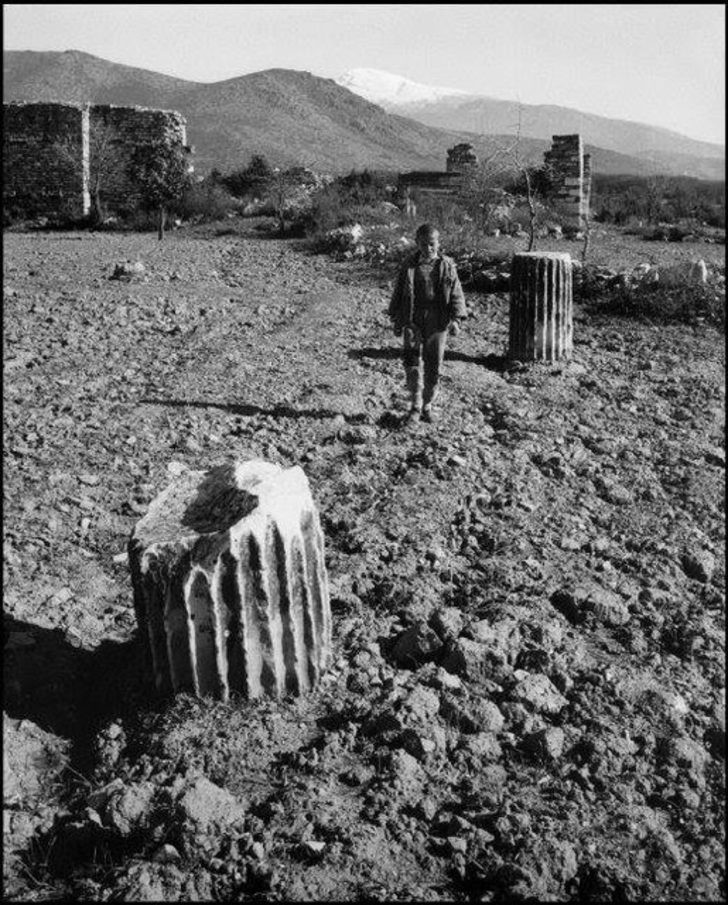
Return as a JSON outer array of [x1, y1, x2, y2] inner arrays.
[[448, 320, 462, 337]]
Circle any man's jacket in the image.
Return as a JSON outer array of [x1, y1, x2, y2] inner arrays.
[[389, 251, 467, 333]]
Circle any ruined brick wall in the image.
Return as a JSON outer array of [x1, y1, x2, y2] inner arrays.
[[3, 102, 187, 220], [89, 106, 187, 214], [543, 134, 591, 227], [3, 103, 90, 218]]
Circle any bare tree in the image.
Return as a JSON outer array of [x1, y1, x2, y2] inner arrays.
[[456, 136, 520, 234], [51, 121, 124, 224], [457, 107, 553, 250]]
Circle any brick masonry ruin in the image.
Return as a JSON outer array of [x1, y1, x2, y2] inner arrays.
[[543, 134, 592, 228], [3, 102, 188, 220], [398, 143, 478, 208], [399, 135, 592, 228]]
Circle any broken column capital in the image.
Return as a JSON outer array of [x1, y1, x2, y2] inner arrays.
[[129, 460, 331, 701]]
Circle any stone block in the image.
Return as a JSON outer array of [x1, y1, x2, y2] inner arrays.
[[129, 460, 331, 700]]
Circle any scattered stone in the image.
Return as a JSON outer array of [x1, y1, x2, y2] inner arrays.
[[103, 781, 157, 836], [390, 621, 443, 668], [152, 843, 181, 864], [3, 715, 69, 808], [170, 773, 247, 844], [388, 749, 425, 791], [440, 638, 489, 680], [460, 732, 503, 760], [302, 840, 326, 856], [657, 736, 710, 772], [594, 476, 633, 505], [681, 550, 716, 583], [402, 685, 441, 722], [468, 616, 522, 664], [429, 666, 464, 692], [440, 693, 505, 734], [510, 673, 568, 715], [523, 727, 565, 760], [429, 607, 465, 641], [110, 261, 145, 281], [415, 796, 438, 821], [551, 584, 628, 626], [447, 836, 468, 854], [582, 588, 630, 626]]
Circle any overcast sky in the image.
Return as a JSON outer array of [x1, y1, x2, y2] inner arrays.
[[4, 3, 725, 145]]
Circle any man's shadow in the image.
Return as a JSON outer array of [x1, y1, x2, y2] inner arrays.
[[3, 614, 148, 775], [139, 398, 370, 422], [348, 347, 509, 372]]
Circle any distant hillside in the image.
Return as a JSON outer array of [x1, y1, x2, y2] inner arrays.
[[4, 50, 723, 179], [338, 68, 725, 180], [3, 49, 194, 107]]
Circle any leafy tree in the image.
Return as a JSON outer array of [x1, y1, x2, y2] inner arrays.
[[222, 154, 273, 198], [268, 166, 319, 235], [128, 139, 192, 240]]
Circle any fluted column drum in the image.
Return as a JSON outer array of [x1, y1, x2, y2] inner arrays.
[[128, 461, 331, 701], [509, 252, 573, 362]]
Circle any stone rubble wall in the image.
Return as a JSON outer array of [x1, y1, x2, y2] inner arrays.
[[3, 102, 187, 220], [543, 134, 591, 228]]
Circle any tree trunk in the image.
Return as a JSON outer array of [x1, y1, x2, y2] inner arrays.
[[91, 180, 103, 226], [157, 206, 166, 241], [509, 252, 573, 362]]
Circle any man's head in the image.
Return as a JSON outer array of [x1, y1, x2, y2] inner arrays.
[[415, 224, 440, 262]]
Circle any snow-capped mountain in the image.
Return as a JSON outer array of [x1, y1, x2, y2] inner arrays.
[[335, 67, 724, 174], [336, 67, 470, 108]]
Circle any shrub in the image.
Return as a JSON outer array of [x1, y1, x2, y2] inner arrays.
[[177, 180, 238, 222], [222, 155, 274, 199], [583, 279, 725, 329], [298, 180, 401, 239]]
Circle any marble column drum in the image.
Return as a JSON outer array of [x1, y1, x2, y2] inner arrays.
[[508, 252, 573, 362]]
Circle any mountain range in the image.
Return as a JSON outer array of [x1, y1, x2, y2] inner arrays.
[[4, 51, 724, 180], [336, 68, 724, 164]]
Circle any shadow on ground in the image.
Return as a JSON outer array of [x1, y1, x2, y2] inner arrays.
[[139, 397, 370, 422], [3, 614, 149, 776], [348, 347, 510, 372]]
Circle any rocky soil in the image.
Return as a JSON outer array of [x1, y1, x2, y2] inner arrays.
[[3, 221, 725, 901]]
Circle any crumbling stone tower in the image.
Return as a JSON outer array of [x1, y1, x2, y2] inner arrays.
[[543, 134, 592, 229]]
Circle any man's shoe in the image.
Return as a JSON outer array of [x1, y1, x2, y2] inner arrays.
[[421, 405, 436, 423]]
